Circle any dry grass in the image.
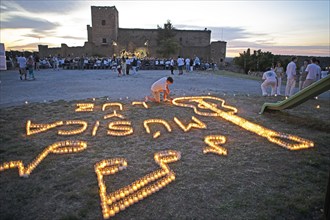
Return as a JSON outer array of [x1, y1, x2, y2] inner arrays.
[[0, 94, 329, 220]]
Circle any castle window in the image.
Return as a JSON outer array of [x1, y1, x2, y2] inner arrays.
[[102, 20, 106, 25], [102, 38, 107, 43], [179, 37, 182, 42]]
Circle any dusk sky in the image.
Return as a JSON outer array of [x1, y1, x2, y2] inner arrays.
[[1, 0, 329, 57]]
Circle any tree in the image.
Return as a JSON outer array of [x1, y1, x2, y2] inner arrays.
[[156, 20, 180, 58], [234, 48, 280, 74]]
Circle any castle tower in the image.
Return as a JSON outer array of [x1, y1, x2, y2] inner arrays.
[[90, 6, 119, 46], [210, 41, 227, 65]]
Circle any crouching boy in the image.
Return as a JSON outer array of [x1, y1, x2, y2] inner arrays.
[[145, 77, 174, 103]]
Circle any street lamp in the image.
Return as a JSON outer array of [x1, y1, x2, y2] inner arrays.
[[112, 41, 117, 57], [144, 40, 149, 57]]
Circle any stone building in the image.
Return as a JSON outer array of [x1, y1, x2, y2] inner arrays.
[[39, 6, 226, 64]]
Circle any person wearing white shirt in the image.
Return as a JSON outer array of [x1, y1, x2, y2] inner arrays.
[[185, 57, 190, 72], [52, 56, 59, 71], [18, 55, 27, 80], [177, 56, 184, 75], [285, 56, 297, 97], [299, 60, 309, 91], [303, 58, 320, 89], [170, 58, 174, 75], [145, 77, 174, 103], [261, 68, 277, 96], [321, 68, 329, 79], [194, 56, 200, 69], [274, 61, 284, 95]]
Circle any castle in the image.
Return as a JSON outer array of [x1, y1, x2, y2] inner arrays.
[[38, 6, 227, 64]]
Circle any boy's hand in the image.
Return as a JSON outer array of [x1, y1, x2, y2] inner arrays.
[[164, 98, 173, 104]]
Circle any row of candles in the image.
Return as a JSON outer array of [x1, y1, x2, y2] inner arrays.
[[0, 141, 87, 177], [95, 150, 181, 219], [26, 116, 209, 138], [172, 96, 314, 150]]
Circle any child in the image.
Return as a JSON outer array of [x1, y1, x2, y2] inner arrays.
[[145, 77, 174, 103]]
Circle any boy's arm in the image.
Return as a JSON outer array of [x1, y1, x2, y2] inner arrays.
[[163, 86, 172, 101], [163, 89, 170, 100]]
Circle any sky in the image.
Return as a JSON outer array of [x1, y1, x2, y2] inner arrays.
[[0, 0, 329, 58]]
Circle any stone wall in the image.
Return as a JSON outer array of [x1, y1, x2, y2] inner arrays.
[[117, 28, 212, 59], [174, 30, 210, 47], [210, 41, 227, 65], [117, 28, 157, 57]]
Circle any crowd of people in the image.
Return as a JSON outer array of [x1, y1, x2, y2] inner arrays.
[[12, 53, 219, 80], [261, 56, 329, 97], [12, 54, 216, 70]]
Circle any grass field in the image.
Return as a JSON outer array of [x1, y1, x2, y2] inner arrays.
[[0, 84, 329, 219]]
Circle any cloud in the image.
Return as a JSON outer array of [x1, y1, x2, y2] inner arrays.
[[1, 0, 82, 14], [23, 33, 47, 39], [22, 33, 85, 41], [1, 14, 59, 31], [58, 35, 86, 40], [6, 42, 58, 51], [175, 24, 269, 42], [226, 44, 330, 57]]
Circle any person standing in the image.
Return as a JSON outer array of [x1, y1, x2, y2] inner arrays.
[[177, 56, 184, 75], [121, 56, 126, 75], [303, 58, 320, 89], [299, 60, 309, 90], [78, 56, 85, 70], [190, 58, 194, 72], [145, 77, 174, 103], [116, 58, 122, 77], [52, 56, 59, 71], [321, 68, 329, 79], [185, 57, 190, 72], [34, 54, 40, 71], [285, 56, 298, 97], [27, 56, 35, 80], [125, 56, 131, 75], [315, 60, 322, 81], [274, 61, 284, 95], [261, 68, 277, 96], [169, 58, 175, 75], [18, 54, 27, 80], [194, 56, 200, 69], [131, 54, 137, 75]]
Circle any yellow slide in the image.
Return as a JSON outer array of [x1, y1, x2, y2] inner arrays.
[[259, 75, 330, 114]]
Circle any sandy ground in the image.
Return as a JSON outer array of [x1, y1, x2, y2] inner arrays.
[[1, 68, 329, 219], [0, 69, 273, 108], [1, 69, 329, 108]]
